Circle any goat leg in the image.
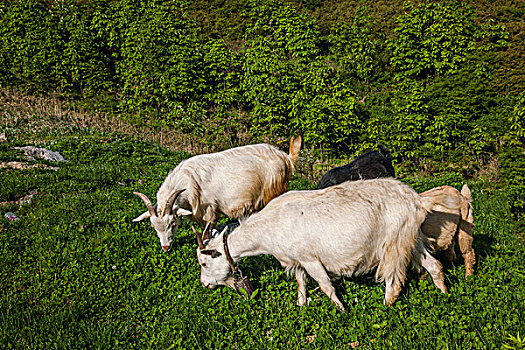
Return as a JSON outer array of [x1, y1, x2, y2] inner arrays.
[[302, 261, 345, 312]]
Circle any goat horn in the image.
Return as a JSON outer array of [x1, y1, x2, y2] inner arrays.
[[192, 225, 205, 250], [202, 221, 212, 241], [164, 189, 186, 216], [133, 192, 157, 217]]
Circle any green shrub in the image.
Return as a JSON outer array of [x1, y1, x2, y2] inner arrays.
[[0, 0, 62, 92], [0, 0, 517, 170], [240, 0, 361, 153], [53, 0, 117, 97], [115, 0, 203, 123], [500, 93, 525, 221], [402, 172, 466, 193], [386, 0, 509, 161], [327, 6, 384, 89]]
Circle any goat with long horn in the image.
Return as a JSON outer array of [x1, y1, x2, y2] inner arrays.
[[197, 178, 457, 311], [133, 189, 190, 252], [194, 225, 254, 299], [133, 136, 302, 252]]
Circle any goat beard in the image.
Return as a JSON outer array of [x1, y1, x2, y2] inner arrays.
[[222, 276, 236, 290], [222, 275, 255, 299], [234, 276, 254, 299]]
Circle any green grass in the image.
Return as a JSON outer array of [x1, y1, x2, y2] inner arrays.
[[1, 118, 524, 349]]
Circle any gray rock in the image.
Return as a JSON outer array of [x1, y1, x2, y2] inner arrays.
[[13, 146, 67, 162]]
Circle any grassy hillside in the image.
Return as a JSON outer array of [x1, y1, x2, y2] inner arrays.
[[1, 90, 524, 349]]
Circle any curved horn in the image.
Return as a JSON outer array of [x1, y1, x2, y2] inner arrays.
[[163, 189, 186, 216], [192, 226, 205, 250], [133, 192, 157, 217]]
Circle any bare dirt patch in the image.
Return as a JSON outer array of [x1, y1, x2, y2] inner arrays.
[[0, 161, 58, 171]]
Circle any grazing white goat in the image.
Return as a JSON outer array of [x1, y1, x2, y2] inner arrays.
[[133, 136, 302, 252], [196, 178, 457, 311], [420, 184, 475, 278]]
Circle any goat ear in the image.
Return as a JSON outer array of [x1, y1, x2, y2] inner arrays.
[[219, 226, 229, 236], [461, 184, 472, 202], [201, 249, 222, 258], [175, 207, 192, 216], [132, 211, 151, 222]]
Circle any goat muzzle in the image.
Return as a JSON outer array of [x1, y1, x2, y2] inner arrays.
[[162, 245, 170, 252]]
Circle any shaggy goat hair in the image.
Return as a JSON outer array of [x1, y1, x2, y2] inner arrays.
[[133, 136, 301, 252], [195, 178, 457, 311], [420, 184, 475, 278]]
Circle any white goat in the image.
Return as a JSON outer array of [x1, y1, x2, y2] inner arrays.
[[420, 184, 475, 278], [133, 136, 302, 251], [196, 178, 457, 311]]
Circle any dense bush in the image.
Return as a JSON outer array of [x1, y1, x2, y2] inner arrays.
[[240, 1, 360, 151], [500, 93, 525, 221], [386, 1, 508, 161], [0, 0, 519, 166], [0, 0, 62, 92], [54, 0, 118, 96], [116, 0, 203, 123]]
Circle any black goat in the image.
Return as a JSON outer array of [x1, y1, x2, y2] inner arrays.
[[316, 149, 395, 189]]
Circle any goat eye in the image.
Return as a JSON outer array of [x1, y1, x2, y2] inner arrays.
[[201, 263, 207, 268]]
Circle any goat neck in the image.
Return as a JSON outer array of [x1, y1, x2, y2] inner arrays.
[[224, 224, 268, 262]]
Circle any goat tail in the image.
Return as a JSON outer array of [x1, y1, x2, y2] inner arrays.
[[289, 135, 302, 166]]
